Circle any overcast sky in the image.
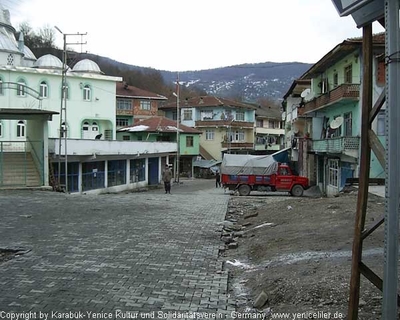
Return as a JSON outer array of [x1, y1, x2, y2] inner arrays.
[[5, 0, 384, 72]]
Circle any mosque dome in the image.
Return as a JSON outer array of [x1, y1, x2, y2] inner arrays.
[[34, 54, 63, 69], [72, 59, 102, 74]]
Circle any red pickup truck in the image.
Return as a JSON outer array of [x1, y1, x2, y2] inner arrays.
[[221, 154, 309, 197]]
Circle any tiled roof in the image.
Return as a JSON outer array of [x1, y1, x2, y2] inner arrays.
[[160, 96, 257, 110], [255, 105, 282, 120], [118, 116, 202, 134], [116, 82, 167, 100], [300, 32, 385, 79]]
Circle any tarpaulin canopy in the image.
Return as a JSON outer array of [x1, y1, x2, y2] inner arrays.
[[221, 148, 290, 176]]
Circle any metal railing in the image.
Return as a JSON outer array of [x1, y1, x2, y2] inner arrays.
[[0, 140, 43, 187], [311, 136, 360, 154]]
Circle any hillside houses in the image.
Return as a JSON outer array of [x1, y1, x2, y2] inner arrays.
[[283, 33, 386, 196]]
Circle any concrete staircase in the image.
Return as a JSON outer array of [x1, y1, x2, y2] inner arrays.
[[0, 152, 42, 187]]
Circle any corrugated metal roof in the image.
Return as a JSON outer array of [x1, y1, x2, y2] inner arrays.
[[117, 116, 202, 134], [160, 96, 257, 110], [116, 82, 167, 100]]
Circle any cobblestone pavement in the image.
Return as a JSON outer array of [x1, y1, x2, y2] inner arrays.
[[0, 180, 236, 318]]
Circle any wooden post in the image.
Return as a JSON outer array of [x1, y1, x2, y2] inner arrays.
[[348, 24, 373, 319]]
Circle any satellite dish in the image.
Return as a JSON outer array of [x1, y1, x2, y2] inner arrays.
[[293, 125, 299, 134], [330, 116, 344, 129], [300, 89, 311, 98]]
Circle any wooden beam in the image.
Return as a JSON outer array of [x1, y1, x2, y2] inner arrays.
[[368, 129, 386, 168], [348, 24, 373, 320], [369, 91, 386, 125]]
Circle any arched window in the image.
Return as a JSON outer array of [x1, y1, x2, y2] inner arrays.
[[39, 81, 48, 98], [17, 79, 26, 97], [83, 84, 91, 101], [17, 120, 25, 137], [92, 122, 99, 132]]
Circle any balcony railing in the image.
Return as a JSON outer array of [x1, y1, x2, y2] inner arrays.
[[195, 120, 254, 128], [302, 83, 360, 114], [311, 136, 360, 155], [221, 142, 253, 149]]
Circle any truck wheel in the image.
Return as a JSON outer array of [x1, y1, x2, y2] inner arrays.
[[291, 185, 304, 197], [238, 184, 251, 196]]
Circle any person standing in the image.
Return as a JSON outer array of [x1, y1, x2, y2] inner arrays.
[[162, 164, 172, 194], [215, 170, 221, 188]]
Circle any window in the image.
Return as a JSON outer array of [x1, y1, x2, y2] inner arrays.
[[92, 122, 99, 132], [256, 119, 263, 128], [236, 111, 245, 121], [0, 77, 3, 95], [268, 120, 279, 129], [328, 159, 339, 188], [130, 158, 145, 182], [377, 110, 385, 136], [186, 136, 194, 147], [40, 81, 48, 98], [82, 122, 89, 131], [205, 130, 214, 140], [229, 130, 245, 142], [83, 84, 91, 101], [183, 109, 192, 120], [0, 121, 2, 137], [344, 112, 352, 136], [17, 120, 25, 137], [116, 118, 129, 127], [201, 110, 213, 120], [330, 116, 342, 138], [123, 135, 131, 141], [104, 129, 112, 140], [333, 72, 338, 88], [117, 99, 132, 110], [17, 80, 26, 97], [108, 160, 126, 187], [344, 64, 353, 83], [140, 100, 151, 110]]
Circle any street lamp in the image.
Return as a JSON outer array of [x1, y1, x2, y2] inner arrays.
[[173, 73, 180, 183]]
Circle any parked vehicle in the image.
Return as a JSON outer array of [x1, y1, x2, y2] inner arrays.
[[221, 154, 309, 196]]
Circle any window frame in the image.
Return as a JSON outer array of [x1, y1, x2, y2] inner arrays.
[[205, 130, 214, 141], [39, 81, 48, 98], [186, 136, 194, 147], [83, 84, 91, 101], [116, 118, 129, 127], [17, 79, 26, 97], [17, 120, 25, 137], [140, 100, 151, 111], [183, 109, 193, 121], [344, 64, 353, 84], [235, 111, 245, 121], [117, 99, 132, 111]]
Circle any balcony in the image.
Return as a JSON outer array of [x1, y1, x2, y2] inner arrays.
[[195, 120, 254, 129], [221, 142, 253, 150], [302, 84, 360, 115], [311, 136, 360, 158]]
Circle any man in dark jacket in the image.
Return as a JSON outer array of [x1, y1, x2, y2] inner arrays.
[[215, 170, 221, 188], [162, 164, 172, 194]]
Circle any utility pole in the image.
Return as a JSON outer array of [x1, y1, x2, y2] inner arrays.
[[175, 72, 180, 183], [54, 27, 87, 192]]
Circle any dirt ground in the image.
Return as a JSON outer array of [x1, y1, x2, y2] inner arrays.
[[221, 187, 387, 319]]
